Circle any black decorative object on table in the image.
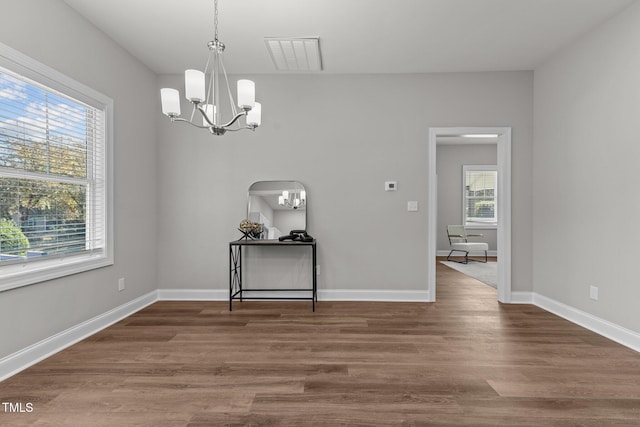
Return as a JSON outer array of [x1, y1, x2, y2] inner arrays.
[[279, 230, 314, 242]]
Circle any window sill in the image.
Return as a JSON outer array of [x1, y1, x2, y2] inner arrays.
[[465, 224, 498, 230], [0, 251, 113, 292]]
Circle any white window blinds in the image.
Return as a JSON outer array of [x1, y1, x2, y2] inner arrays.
[[463, 165, 497, 227]]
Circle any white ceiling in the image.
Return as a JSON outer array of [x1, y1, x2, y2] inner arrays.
[[63, 0, 635, 75]]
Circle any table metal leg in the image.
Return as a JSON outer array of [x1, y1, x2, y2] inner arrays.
[[312, 244, 317, 311], [230, 244, 243, 311]]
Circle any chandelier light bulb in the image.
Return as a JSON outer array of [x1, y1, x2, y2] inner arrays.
[[185, 70, 206, 103], [247, 102, 261, 127], [237, 79, 255, 110], [160, 88, 181, 116]]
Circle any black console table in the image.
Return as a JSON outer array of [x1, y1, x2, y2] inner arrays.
[[229, 239, 317, 311]]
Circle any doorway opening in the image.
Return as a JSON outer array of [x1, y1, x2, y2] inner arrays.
[[427, 127, 512, 302]]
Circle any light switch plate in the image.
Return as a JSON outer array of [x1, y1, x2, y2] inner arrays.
[[385, 181, 397, 191], [407, 201, 419, 211]]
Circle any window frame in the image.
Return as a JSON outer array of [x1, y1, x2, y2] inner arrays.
[[0, 42, 113, 292], [462, 164, 497, 230]]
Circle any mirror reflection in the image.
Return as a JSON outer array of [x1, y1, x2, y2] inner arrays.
[[248, 181, 307, 239]]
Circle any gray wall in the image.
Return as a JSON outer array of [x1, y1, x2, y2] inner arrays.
[[436, 144, 498, 252], [0, 0, 158, 358], [0, 2, 538, 362], [533, 1, 640, 332], [157, 71, 533, 294]]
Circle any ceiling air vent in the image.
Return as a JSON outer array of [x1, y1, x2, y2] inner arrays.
[[264, 37, 322, 72]]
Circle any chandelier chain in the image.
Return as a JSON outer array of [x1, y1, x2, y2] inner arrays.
[[214, 0, 219, 42]]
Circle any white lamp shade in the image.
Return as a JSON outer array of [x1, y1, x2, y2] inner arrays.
[[282, 190, 289, 199], [300, 190, 306, 202], [202, 104, 216, 125], [185, 69, 206, 102], [160, 88, 181, 116], [237, 79, 255, 109], [278, 195, 284, 206], [246, 102, 261, 127]]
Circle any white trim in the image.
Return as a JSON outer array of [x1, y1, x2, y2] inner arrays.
[[484, 291, 640, 352], [0, 41, 110, 108], [0, 253, 113, 291], [496, 128, 512, 303], [465, 225, 498, 230], [428, 127, 512, 303], [318, 289, 430, 302], [157, 289, 227, 301], [0, 291, 156, 382], [510, 291, 534, 304], [156, 288, 431, 302], [533, 293, 640, 353]]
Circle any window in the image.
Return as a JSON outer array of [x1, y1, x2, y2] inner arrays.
[[0, 43, 112, 291], [463, 165, 497, 228]]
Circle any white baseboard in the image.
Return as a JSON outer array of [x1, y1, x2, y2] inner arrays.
[[158, 288, 431, 303], [319, 289, 431, 302], [532, 293, 640, 353], [507, 291, 639, 352], [510, 291, 534, 304], [0, 291, 157, 382], [157, 289, 227, 301]]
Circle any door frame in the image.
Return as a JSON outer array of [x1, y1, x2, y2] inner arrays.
[[427, 127, 512, 302]]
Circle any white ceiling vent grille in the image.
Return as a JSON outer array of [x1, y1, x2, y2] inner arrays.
[[264, 37, 322, 72]]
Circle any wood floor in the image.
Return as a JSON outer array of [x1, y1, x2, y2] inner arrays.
[[2, 259, 640, 426]]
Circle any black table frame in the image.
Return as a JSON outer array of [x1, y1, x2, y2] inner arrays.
[[229, 239, 317, 311]]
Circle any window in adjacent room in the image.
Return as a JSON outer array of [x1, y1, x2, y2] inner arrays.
[[0, 43, 113, 291], [463, 165, 497, 229]]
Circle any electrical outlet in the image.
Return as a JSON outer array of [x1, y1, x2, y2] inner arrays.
[[118, 278, 125, 292], [589, 285, 598, 301]]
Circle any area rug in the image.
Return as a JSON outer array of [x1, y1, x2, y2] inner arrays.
[[440, 261, 497, 288]]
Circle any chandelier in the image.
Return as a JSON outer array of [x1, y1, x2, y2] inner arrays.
[[279, 190, 306, 209], [160, 0, 261, 135]]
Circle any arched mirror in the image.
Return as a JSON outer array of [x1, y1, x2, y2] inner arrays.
[[247, 181, 307, 240]]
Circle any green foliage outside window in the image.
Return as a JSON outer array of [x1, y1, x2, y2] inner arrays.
[[0, 218, 29, 255]]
